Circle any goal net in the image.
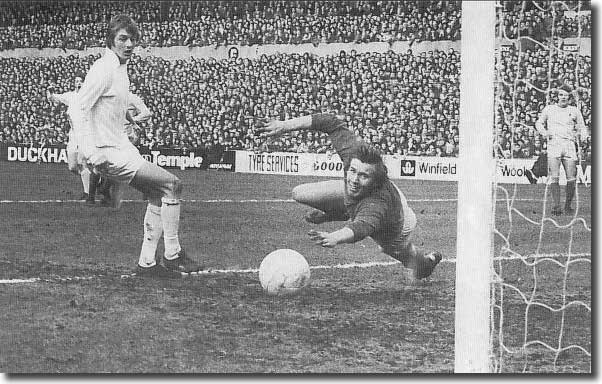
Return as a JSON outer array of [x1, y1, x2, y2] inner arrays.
[[455, 1, 591, 373]]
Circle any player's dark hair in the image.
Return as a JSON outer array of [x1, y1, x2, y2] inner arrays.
[[105, 14, 140, 48], [558, 84, 573, 94], [74, 71, 85, 80], [352, 145, 388, 189]]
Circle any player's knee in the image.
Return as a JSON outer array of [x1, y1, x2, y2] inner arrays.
[[148, 197, 162, 207], [292, 184, 311, 204]]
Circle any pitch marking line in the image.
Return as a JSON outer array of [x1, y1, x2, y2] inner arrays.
[[0, 253, 590, 285], [0, 198, 548, 204], [1, 278, 40, 284]]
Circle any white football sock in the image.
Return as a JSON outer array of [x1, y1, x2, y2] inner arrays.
[[161, 197, 182, 260], [138, 203, 163, 267], [80, 168, 91, 194]]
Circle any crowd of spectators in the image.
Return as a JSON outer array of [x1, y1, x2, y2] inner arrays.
[[0, 1, 593, 161], [0, 1, 591, 50], [0, 1, 461, 50], [499, 1, 591, 40], [0, 49, 462, 157], [0, 42, 592, 159]]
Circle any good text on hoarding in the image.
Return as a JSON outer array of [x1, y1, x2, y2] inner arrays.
[[313, 160, 343, 172]]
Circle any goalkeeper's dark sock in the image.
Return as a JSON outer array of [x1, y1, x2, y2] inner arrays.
[[565, 180, 576, 209], [88, 173, 100, 202], [99, 178, 112, 204], [389, 243, 421, 268], [550, 182, 561, 208]]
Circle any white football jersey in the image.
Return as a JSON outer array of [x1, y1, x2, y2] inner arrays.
[[538, 104, 587, 141]]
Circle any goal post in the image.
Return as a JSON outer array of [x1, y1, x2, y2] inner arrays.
[[454, 1, 496, 373]]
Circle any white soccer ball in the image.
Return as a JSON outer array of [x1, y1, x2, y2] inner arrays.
[[259, 249, 311, 296]]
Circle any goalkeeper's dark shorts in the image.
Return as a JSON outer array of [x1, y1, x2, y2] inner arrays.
[[531, 153, 548, 178]]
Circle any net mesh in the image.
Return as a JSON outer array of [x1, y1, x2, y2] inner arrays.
[[492, 0, 591, 373]]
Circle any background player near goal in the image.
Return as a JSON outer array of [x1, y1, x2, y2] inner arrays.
[[534, 84, 587, 215]]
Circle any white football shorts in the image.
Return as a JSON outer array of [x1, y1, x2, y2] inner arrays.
[[547, 138, 577, 160], [86, 142, 146, 183]]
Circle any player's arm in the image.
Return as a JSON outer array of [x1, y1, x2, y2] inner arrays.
[[575, 108, 588, 142], [47, 91, 70, 106], [535, 107, 549, 137], [257, 115, 313, 136], [127, 93, 152, 123], [574, 108, 588, 161], [258, 113, 363, 165], [307, 198, 386, 247], [308, 228, 355, 248]]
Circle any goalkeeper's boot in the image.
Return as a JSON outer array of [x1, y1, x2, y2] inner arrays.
[[305, 210, 331, 224], [414, 251, 443, 280], [99, 189, 111, 207], [163, 249, 205, 273], [550, 206, 563, 216], [99, 191, 112, 207], [85, 194, 95, 205], [525, 169, 537, 184], [136, 264, 182, 279]]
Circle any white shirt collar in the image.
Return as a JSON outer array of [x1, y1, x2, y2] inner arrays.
[[104, 47, 122, 67]]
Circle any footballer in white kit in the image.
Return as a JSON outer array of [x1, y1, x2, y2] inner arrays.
[[535, 85, 588, 215], [72, 14, 203, 277], [95, 92, 152, 207], [47, 74, 93, 200]]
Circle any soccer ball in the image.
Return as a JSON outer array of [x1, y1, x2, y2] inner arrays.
[[259, 249, 311, 296]]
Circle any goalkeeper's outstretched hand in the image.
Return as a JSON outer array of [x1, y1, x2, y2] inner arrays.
[[256, 119, 287, 138], [308, 230, 338, 248]]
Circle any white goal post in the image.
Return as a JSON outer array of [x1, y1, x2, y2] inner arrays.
[[454, 1, 496, 373]]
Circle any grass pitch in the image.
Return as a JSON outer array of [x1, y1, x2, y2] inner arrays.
[[0, 162, 591, 373]]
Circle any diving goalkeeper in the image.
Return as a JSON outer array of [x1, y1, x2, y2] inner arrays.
[[258, 113, 442, 280]]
